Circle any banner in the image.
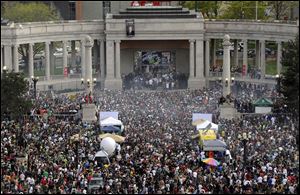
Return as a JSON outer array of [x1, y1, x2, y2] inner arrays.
[[64, 67, 68, 77], [242, 64, 246, 76], [193, 113, 213, 122], [100, 112, 119, 121]]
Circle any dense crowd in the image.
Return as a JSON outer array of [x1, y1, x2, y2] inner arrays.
[[1, 83, 299, 194], [122, 71, 188, 90]]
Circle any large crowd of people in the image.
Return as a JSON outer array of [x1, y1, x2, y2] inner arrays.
[[122, 70, 188, 90], [1, 82, 299, 194]]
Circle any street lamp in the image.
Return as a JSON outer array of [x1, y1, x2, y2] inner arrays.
[[81, 77, 97, 104], [275, 74, 282, 94], [217, 76, 235, 102], [81, 78, 97, 88], [31, 76, 39, 99], [3, 65, 8, 73], [238, 132, 251, 169], [217, 77, 234, 86]]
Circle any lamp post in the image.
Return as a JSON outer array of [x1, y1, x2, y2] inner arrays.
[[218, 77, 235, 103], [238, 132, 251, 169], [275, 74, 282, 94], [81, 77, 97, 104], [218, 77, 235, 87], [2, 65, 8, 77], [31, 76, 39, 99]]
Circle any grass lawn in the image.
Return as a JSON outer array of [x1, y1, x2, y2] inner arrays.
[[216, 57, 278, 75], [266, 59, 277, 75]]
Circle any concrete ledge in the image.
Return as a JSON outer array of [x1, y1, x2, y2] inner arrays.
[[82, 104, 97, 123], [219, 103, 240, 119], [188, 78, 206, 89], [104, 78, 122, 90]]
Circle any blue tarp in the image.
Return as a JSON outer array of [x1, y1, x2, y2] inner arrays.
[[101, 125, 121, 132]]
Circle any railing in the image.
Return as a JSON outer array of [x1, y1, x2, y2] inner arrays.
[[209, 71, 278, 79], [204, 19, 298, 24]]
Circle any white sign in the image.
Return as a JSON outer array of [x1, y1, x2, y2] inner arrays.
[[255, 107, 272, 114], [193, 113, 213, 122], [100, 112, 119, 120]]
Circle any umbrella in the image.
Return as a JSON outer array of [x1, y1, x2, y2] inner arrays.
[[99, 133, 125, 143], [202, 158, 220, 166]]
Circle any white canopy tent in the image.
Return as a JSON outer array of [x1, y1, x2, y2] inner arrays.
[[93, 150, 108, 159], [93, 150, 110, 164], [196, 120, 218, 131], [100, 117, 122, 126]]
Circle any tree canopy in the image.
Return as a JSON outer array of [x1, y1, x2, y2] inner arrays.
[[218, 1, 269, 20], [267, 1, 299, 20], [1, 2, 60, 23], [1, 71, 33, 121], [182, 1, 221, 19], [181, 1, 298, 20], [280, 34, 299, 113]]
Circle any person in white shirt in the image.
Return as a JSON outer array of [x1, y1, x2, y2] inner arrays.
[[282, 178, 287, 185], [257, 176, 263, 183], [271, 178, 276, 186], [263, 175, 268, 182], [166, 82, 169, 90]]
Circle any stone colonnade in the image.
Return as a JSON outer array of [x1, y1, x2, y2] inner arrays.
[[0, 38, 106, 81], [1, 36, 284, 88], [204, 38, 284, 78]]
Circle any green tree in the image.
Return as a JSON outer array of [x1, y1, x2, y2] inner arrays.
[[267, 1, 299, 20], [280, 34, 299, 113], [2, 2, 60, 74], [182, 1, 221, 19], [1, 71, 33, 121], [220, 1, 269, 20], [2, 2, 60, 22]]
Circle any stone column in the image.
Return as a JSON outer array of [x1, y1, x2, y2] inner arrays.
[[233, 40, 239, 68], [13, 44, 19, 72], [1, 45, 3, 74], [260, 40, 266, 78], [105, 40, 115, 79], [81, 39, 86, 79], [222, 35, 231, 97], [212, 39, 216, 68], [84, 36, 94, 94], [242, 39, 248, 77], [93, 40, 99, 78], [276, 41, 282, 75], [255, 40, 260, 69], [115, 40, 121, 79], [63, 40, 68, 77], [189, 40, 195, 78], [205, 39, 210, 77], [99, 40, 105, 78], [195, 39, 204, 78], [45, 41, 51, 80], [71, 40, 76, 68], [4, 45, 13, 71], [28, 43, 34, 78], [104, 40, 122, 89], [50, 42, 55, 75]]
